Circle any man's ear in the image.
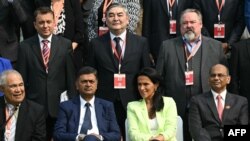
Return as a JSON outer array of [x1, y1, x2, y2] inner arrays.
[[0, 86, 4, 93]]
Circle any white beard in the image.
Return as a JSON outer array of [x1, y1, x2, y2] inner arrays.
[[184, 31, 196, 42]]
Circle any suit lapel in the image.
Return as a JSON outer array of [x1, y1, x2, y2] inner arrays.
[[222, 93, 233, 122], [73, 97, 81, 132], [175, 37, 185, 72], [139, 100, 151, 132], [160, 0, 169, 16], [48, 35, 60, 69], [104, 33, 119, 69], [121, 32, 132, 66], [15, 100, 27, 140], [246, 40, 250, 60], [31, 36, 46, 69], [206, 92, 221, 123], [201, 36, 208, 73], [94, 98, 104, 130], [0, 98, 6, 140]]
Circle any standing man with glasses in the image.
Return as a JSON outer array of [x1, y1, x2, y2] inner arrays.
[[53, 66, 120, 141], [0, 70, 46, 141], [87, 3, 151, 139], [16, 7, 76, 140], [189, 64, 248, 141]]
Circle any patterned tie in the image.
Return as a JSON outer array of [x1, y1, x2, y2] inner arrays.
[[80, 103, 92, 134], [113, 37, 122, 58], [216, 95, 224, 121], [42, 40, 50, 71]]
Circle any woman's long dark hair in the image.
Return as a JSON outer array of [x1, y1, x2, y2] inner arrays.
[[137, 67, 164, 114]]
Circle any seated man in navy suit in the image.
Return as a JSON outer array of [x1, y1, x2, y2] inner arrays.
[[53, 66, 121, 141]]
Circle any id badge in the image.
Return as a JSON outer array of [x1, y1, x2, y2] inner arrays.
[[170, 20, 177, 34], [98, 26, 109, 36], [185, 71, 194, 85], [214, 24, 225, 38], [114, 74, 126, 89]]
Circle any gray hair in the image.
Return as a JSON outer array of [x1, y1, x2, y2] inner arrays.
[[106, 3, 129, 16], [180, 8, 203, 24], [0, 70, 22, 86]]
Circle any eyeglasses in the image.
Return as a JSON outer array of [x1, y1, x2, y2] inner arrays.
[[210, 73, 228, 78]]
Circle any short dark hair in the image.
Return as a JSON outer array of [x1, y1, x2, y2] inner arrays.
[[34, 7, 54, 21], [76, 66, 98, 81]]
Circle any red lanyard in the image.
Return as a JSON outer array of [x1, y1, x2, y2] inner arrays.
[[102, 0, 113, 24], [216, 0, 225, 13]]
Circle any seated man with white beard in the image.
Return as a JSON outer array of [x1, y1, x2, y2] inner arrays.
[[156, 9, 227, 141]]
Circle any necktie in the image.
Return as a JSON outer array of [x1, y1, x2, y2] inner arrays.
[[216, 95, 224, 121], [42, 40, 50, 71], [80, 103, 92, 134], [113, 37, 122, 58]]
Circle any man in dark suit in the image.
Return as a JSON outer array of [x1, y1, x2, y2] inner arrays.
[[87, 3, 151, 139], [54, 66, 121, 141], [156, 9, 227, 141], [0, 0, 27, 66], [142, 0, 192, 63], [189, 64, 248, 141], [229, 38, 250, 120], [193, 0, 245, 53], [16, 7, 76, 140], [0, 70, 46, 141]]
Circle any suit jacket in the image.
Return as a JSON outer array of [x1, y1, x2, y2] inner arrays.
[[245, 0, 250, 32], [156, 36, 227, 118], [16, 35, 76, 118], [0, 97, 46, 141], [229, 39, 250, 115], [87, 31, 151, 109], [142, 0, 192, 61], [0, 0, 27, 62], [193, 0, 245, 44], [127, 97, 177, 141], [189, 91, 248, 141], [53, 96, 121, 141]]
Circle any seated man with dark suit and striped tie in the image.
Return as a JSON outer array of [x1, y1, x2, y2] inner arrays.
[[189, 64, 248, 141], [53, 66, 121, 141]]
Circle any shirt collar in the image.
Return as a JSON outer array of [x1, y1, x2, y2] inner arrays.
[[79, 95, 95, 107], [38, 34, 53, 43], [110, 30, 127, 42], [211, 89, 227, 101]]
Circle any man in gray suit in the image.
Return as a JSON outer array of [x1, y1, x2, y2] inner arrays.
[[16, 7, 76, 140], [156, 9, 227, 141], [189, 64, 248, 141]]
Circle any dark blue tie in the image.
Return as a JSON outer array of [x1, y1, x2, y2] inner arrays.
[[80, 103, 92, 134], [114, 37, 122, 58]]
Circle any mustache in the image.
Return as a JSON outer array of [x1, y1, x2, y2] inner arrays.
[[185, 28, 194, 33]]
